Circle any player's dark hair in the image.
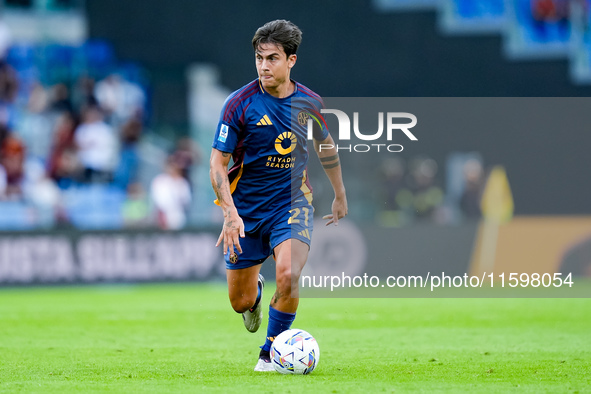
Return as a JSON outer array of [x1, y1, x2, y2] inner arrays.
[[252, 19, 302, 57]]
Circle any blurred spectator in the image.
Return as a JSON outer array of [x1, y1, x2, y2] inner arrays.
[[532, 0, 568, 23], [531, 0, 570, 39], [74, 105, 118, 183], [0, 61, 18, 104], [47, 111, 81, 188], [459, 158, 485, 218], [0, 161, 6, 198], [27, 81, 50, 113], [408, 156, 444, 221], [381, 157, 408, 211], [150, 155, 191, 230], [122, 182, 151, 227], [22, 158, 61, 227], [0, 62, 18, 129], [0, 124, 25, 199], [72, 75, 98, 112], [48, 82, 73, 113], [94, 73, 145, 126], [170, 136, 202, 187], [377, 157, 413, 227], [0, 18, 13, 61], [113, 116, 142, 190]]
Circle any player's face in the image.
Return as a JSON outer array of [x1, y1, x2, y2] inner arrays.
[[255, 43, 296, 90]]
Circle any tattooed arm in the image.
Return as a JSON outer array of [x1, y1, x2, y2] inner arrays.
[[209, 148, 245, 257], [313, 134, 348, 226]]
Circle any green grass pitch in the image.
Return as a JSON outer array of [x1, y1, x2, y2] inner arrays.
[[0, 283, 589, 393]]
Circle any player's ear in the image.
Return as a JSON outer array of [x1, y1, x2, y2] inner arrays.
[[288, 54, 297, 69]]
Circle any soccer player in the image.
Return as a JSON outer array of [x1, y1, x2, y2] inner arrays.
[[209, 19, 347, 371]]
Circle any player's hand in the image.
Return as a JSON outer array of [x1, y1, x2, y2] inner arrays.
[[323, 194, 348, 226], [216, 209, 245, 260]]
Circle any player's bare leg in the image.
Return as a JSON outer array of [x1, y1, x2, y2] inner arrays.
[[254, 239, 308, 371], [226, 265, 265, 333], [272, 238, 308, 313]]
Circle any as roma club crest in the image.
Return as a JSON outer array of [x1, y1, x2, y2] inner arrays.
[[297, 111, 310, 126]]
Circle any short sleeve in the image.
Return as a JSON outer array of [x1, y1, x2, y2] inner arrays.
[[212, 95, 242, 153], [311, 97, 329, 141]]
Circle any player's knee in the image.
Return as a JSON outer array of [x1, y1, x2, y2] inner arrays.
[[229, 294, 256, 314], [276, 264, 301, 293]]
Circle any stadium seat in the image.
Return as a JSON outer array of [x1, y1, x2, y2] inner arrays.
[[0, 201, 37, 230], [73, 39, 116, 80], [63, 185, 125, 229], [38, 44, 75, 85]]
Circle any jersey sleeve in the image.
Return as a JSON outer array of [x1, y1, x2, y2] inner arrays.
[[311, 97, 329, 141], [212, 94, 242, 153]]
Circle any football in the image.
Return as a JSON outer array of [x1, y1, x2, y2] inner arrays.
[[270, 329, 320, 374]]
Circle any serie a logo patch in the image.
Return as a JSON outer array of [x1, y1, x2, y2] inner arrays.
[[218, 124, 229, 143]]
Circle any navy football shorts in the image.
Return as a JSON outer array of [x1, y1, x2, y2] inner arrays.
[[225, 204, 314, 270]]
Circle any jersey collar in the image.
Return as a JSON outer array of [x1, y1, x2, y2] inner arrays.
[[258, 78, 298, 99]]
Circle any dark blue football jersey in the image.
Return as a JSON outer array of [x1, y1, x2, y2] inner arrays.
[[212, 78, 328, 220]]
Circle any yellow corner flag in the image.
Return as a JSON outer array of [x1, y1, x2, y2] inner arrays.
[[470, 166, 514, 274], [480, 166, 514, 224]]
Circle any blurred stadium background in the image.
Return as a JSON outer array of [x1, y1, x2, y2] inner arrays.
[[0, 0, 590, 285]]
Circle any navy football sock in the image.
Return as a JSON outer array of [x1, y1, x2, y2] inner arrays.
[[249, 281, 262, 312], [261, 306, 296, 352]]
